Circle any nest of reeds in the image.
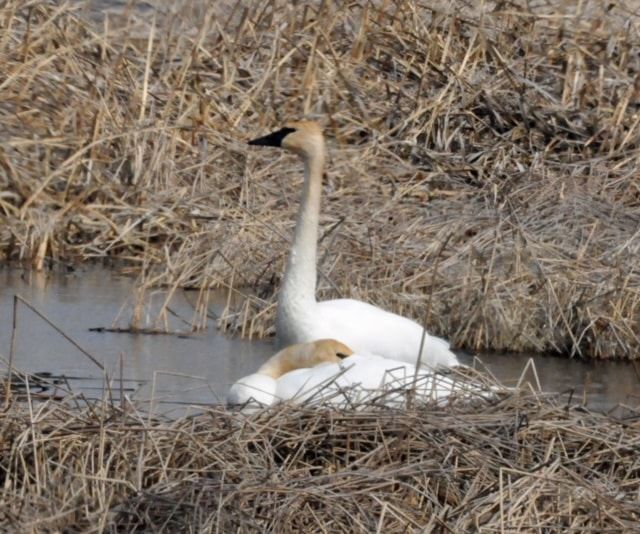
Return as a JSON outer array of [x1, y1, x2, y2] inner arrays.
[[0, 0, 638, 357], [1, 377, 639, 532]]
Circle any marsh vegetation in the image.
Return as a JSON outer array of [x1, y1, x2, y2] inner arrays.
[[1, 0, 639, 358], [1, 2, 640, 531], [1, 373, 639, 532]]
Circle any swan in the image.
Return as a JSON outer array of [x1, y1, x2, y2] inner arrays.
[[226, 338, 353, 406], [227, 339, 495, 408], [248, 121, 459, 369]]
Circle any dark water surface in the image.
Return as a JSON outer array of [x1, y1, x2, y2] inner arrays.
[[1, 267, 638, 415]]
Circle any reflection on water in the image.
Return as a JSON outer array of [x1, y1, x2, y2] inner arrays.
[[0, 267, 638, 415]]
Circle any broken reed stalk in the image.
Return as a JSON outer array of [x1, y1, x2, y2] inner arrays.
[[0, 0, 638, 358], [0, 381, 638, 532], [12, 294, 105, 371], [5, 295, 19, 408]]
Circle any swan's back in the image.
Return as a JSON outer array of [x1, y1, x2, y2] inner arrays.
[[312, 299, 459, 368]]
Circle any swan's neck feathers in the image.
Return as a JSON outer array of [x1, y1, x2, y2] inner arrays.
[[258, 342, 321, 378], [277, 146, 324, 343]]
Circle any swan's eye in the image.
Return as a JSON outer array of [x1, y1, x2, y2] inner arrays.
[[336, 352, 349, 359]]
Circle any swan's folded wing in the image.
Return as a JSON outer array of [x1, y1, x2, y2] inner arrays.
[[313, 299, 459, 368]]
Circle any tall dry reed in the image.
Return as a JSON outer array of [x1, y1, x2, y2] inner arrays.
[[0, 0, 638, 357]]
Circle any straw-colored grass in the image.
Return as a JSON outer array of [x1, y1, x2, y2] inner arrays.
[[0, 0, 638, 358], [1, 377, 639, 532]]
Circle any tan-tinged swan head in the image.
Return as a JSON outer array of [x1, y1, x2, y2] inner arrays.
[[227, 339, 354, 408], [248, 120, 325, 159], [258, 338, 354, 378], [308, 338, 354, 362]]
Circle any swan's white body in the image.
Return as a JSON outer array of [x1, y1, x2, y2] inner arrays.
[[276, 354, 486, 406], [227, 340, 492, 409], [249, 121, 459, 369], [227, 372, 279, 406], [226, 339, 352, 407], [284, 299, 458, 369]]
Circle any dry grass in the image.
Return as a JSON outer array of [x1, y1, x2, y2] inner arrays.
[[1, 374, 639, 532], [0, 0, 639, 357]]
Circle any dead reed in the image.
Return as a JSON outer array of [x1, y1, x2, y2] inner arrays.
[[0, 0, 638, 357], [0, 377, 638, 532]]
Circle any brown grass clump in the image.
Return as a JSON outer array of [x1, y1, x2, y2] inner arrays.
[[0, 0, 639, 357], [1, 381, 639, 532]]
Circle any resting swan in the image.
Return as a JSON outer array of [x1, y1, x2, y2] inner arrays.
[[248, 121, 459, 369], [227, 339, 493, 408], [227, 339, 353, 406]]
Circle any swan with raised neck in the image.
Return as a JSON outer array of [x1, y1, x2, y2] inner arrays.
[[248, 120, 459, 369]]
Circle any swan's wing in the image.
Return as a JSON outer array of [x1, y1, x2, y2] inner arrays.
[[275, 354, 498, 407], [275, 363, 342, 401], [275, 355, 401, 403], [338, 355, 498, 404], [313, 299, 459, 368]]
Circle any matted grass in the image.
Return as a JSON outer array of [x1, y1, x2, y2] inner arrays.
[[0, 0, 638, 357], [0, 375, 639, 532]]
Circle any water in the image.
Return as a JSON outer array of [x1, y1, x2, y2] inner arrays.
[[0, 267, 274, 415], [0, 267, 638, 414]]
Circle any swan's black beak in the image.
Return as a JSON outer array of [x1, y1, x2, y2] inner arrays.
[[248, 127, 296, 148]]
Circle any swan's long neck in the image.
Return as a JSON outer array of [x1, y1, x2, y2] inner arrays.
[[278, 146, 325, 328]]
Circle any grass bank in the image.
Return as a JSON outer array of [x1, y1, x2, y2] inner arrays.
[[0, 0, 638, 357]]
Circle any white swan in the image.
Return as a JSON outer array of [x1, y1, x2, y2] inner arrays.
[[248, 121, 459, 369], [226, 338, 353, 406], [227, 339, 494, 408]]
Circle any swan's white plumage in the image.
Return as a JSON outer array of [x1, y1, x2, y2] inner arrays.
[[226, 373, 277, 406], [314, 299, 458, 368], [226, 339, 352, 407], [276, 354, 482, 406], [227, 340, 493, 408], [248, 121, 459, 370]]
